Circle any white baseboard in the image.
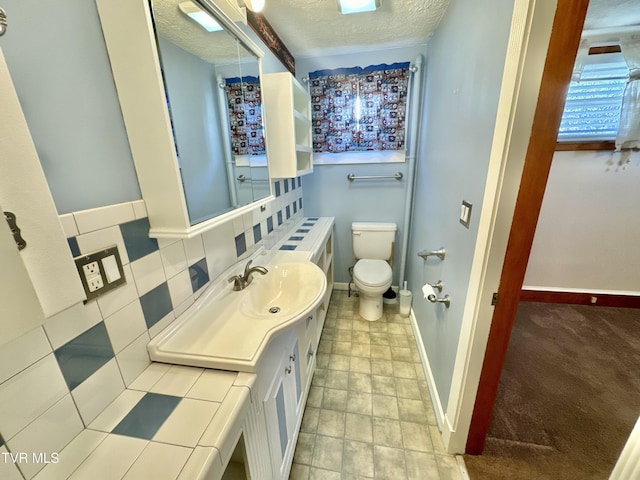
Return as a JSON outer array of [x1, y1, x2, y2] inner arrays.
[[409, 308, 446, 429]]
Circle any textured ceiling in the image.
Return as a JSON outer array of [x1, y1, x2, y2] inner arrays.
[[152, 0, 640, 65], [260, 0, 450, 57]]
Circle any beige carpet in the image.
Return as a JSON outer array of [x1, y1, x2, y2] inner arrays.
[[464, 302, 640, 480]]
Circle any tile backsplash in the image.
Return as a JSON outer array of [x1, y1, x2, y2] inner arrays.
[[0, 178, 303, 480]]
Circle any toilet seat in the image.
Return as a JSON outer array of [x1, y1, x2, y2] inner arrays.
[[353, 259, 392, 288]]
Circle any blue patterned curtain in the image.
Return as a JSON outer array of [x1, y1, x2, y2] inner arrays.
[[309, 63, 410, 154], [225, 76, 266, 156]]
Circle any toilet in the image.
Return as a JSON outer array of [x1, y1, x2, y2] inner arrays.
[[351, 222, 397, 321]]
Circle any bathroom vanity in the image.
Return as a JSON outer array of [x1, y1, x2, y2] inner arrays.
[[29, 217, 334, 480]]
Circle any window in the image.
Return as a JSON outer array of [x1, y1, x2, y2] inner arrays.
[[557, 52, 629, 144], [308, 63, 411, 163]]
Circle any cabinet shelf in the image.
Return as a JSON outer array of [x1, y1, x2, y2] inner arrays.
[[263, 72, 313, 178]]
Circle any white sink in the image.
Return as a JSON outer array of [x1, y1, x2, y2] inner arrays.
[[148, 255, 327, 373]]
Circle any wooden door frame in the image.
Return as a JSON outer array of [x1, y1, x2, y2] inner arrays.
[[465, 0, 590, 454]]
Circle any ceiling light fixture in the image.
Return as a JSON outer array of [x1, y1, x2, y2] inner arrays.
[[238, 0, 265, 13], [178, 2, 223, 32], [337, 0, 381, 14]]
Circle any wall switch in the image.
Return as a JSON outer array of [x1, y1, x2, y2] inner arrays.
[[460, 200, 472, 229], [101, 255, 121, 283]]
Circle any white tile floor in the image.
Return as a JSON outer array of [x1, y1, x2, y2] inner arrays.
[[289, 290, 465, 480]]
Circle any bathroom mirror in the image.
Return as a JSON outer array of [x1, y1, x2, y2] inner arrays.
[[149, 0, 270, 224]]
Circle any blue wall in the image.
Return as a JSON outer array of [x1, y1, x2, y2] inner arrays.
[[297, 46, 427, 286], [405, 0, 515, 411], [0, 0, 141, 214]]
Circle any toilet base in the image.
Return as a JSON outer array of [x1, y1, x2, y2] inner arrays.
[[359, 294, 384, 321]]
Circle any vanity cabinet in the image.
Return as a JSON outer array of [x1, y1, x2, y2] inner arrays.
[[262, 72, 313, 178]]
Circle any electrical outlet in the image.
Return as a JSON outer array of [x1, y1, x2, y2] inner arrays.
[[88, 275, 104, 292], [83, 261, 100, 277]]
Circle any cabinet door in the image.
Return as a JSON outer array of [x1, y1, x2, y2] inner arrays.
[[263, 339, 303, 479]]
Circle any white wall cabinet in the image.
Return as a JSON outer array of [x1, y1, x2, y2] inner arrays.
[[262, 72, 313, 178], [0, 48, 85, 334]]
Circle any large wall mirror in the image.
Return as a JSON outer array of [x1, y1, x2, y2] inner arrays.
[[149, 0, 270, 224]]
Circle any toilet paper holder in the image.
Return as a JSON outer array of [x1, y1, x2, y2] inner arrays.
[[428, 293, 451, 308], [417, 248, 446, 261]]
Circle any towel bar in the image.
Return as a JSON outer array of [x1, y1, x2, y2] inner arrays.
[[347, 172, 403, 182]]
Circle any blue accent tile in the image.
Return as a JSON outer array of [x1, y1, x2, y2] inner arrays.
[[275, 182, 281, 197], [54, 322, 114, 391], [140, 283, 173, 329], [189, 258, 209, 293], [308, 217, 319, 221], [293, 202, 298, 214], [112, 393, 181, 440], [286, 206, 291, 219], [299, 198, 303, 210], [297, 229, 310, 233], [284, 180, 289, 194], [277, 210, 283, 226], [291, 178, 296, 190], [253, 224, 262, 244], [280, 245, 297, 251], [267, 217, 274, 233], [297, 177, 301, 188], [120, 218, 159, 262], [235, 233, 247, 257], [303, 222, 314, 226], [67, 237, 81, 257], [289, 236, 304, 241]]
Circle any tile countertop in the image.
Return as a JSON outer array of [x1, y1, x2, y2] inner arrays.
[[32, 217, 335, 480], [33, 363, 254, 480]]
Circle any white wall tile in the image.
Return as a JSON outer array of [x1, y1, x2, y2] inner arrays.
[[0, 354, 68, 439], [149, 365, 203, 397], [115, 332, 151, 387], [148, 311, 177, 340], [160, 241, 188, 279], [68, 434, 147, 480], [130, 251, 165, 296], [58, 214, 79, 238], [71, 359, 125, 425], [32, 430, 107, 480], [167, 269, 192, 309], [76, 226, 129, 265], [0, 327, 52, 385], [171, 296, 194, 321], [44, 302, 103, 351], [153, 398, 219, 448], [88, 389, 146, 433], [183, 236, 205, 265], [0, 446, 25, 480], [123, 442, 192, 480], [9, 395, 83, 480], [103, 300, 147, 354], [96, 264, 139, 319], [73, 203, 135, 235], [232, 216, 244, 236]]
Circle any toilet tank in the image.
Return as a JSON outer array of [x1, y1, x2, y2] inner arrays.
[[352, 222, 397, 260]]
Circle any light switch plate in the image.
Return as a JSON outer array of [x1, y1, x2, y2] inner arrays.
[[460, 200, 472, 229], [75, 245, 126, 302]]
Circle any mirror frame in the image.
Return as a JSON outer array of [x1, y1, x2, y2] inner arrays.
[[96, 0, 273, 239]]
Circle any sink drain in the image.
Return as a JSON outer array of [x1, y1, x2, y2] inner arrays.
[[269, 306, 281, 314]]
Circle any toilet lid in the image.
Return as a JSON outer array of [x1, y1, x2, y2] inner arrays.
[[353, 259, 392, 287]]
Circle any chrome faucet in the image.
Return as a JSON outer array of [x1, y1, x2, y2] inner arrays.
[[228, 260, 268, 291]]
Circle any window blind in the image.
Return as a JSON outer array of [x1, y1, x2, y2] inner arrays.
[[558, 54, 629, 142]]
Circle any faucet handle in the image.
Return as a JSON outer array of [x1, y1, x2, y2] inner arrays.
[[228, 275, 246, 291], [243, 259, 253, 275]]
